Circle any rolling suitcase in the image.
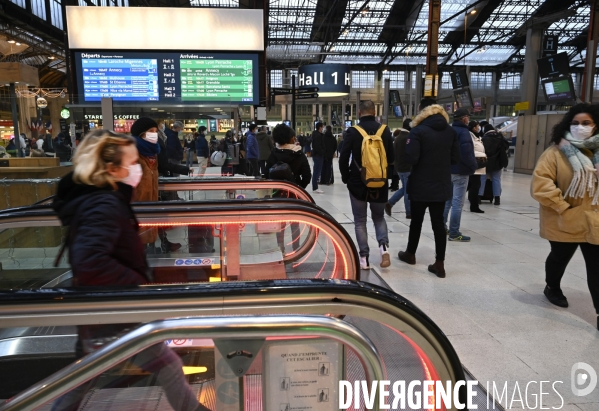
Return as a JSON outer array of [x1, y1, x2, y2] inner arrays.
[[480, 179, 494, 203]]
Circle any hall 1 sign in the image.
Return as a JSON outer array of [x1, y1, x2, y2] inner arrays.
[[297, 64, 351, 96]]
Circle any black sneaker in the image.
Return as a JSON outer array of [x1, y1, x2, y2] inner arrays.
[[544, 285, 568, 308]]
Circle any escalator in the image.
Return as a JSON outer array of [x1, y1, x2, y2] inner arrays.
[[0, 198, 358, 289], [0, 280, 474, 411]]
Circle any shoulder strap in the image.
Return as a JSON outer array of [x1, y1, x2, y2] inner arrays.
[[352, 125, 370, 140], [375, 124, 387, 139]]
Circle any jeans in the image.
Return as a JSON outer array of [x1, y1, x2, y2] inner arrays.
[[349, 193, 389, 257], [443, 174, 469, 237], [407, 201, 447, 261], [322, 157, 333, 184], [479, 169, 503, 197], [51, 342, 202, 411], [388, 172, 411, 215], [312, 155, 324, 190], [546, 241, 599, 314], [185, 150, 193, 168]]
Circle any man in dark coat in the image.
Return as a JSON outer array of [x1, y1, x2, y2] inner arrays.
[[339, 100, 394, 270], [443, 108, 478, 242], [397, 98, 460, 278], [311, 122, 325, 193], [163, 121, 184, 175]]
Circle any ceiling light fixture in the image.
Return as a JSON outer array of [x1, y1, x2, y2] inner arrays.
[[48, 56, 55, 60], [16, 42, 21, 46], [361, 6, 370, 15], [470, 9, 477, 14], [7, 40, 15, 44], [343, 30, 349, 35]]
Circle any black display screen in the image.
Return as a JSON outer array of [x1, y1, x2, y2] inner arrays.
[[453, 87, 474, 109], [74, 51, 259, 104], [542, 76, 576, 103]]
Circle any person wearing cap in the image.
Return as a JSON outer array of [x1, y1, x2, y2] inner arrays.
[[397, 98, 460, 278], [164, 121, 184, 173], [443, 108, 478, 242]]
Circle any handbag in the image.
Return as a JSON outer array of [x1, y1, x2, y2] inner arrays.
[[210, 151, 226, 166], [476, 156, 487, 169]]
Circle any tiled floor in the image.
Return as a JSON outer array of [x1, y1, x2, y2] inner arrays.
[[312, 158, 599, 410]]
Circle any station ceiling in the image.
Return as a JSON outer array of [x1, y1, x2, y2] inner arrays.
[[0, 0, 595, 88]]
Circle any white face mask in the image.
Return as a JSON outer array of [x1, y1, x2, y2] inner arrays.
[[143, 132, 159, 144], [159, 125, 165, 131], [121, 163, 143, 188], [570, 125, 595, 140]]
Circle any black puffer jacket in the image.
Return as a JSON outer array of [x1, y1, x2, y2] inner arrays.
[[482, 131, 509, 172], [265, 146, 311, 189], [393, 129, 411, 173], [339, 116, 394, 203], [52, 172, 149, 286], [404, 105, 461, 202], [311, 130, 325, 157]]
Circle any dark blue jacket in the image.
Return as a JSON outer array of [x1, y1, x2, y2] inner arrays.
[[404, 105, 461, 202], [196, 134, 209, 157], [451, 121, 478, 175], [164, 128, 184, 161], [52, 172, 149, 286], [246, 131, 259, 159]]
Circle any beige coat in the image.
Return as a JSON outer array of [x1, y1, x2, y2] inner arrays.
[[133, 155, 158, 244], [471, 132, 486, 175], [531, 146, 599, 244]]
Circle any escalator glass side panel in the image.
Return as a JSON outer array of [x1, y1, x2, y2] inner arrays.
[[0, 201, 359, 290], [0, 280, 466, 411], [0, 280, 472, 411]]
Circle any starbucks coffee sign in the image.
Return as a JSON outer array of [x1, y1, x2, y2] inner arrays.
[[297, 64, 350, 97]]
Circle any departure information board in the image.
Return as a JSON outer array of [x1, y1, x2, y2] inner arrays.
[[80, 58, 159, 101], [74, 51, 259, 104]]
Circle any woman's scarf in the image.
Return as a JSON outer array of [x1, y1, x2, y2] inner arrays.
[[559, 132, 599, 204], [135, 135, 160, 157]]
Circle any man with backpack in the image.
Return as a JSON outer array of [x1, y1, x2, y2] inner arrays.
[[339, 100, 394, 270]]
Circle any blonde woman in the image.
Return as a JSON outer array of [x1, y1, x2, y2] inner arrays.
[[52, 129, 206, 411]]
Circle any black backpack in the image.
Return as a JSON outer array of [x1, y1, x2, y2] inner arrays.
[[268, 161, 295, 182]]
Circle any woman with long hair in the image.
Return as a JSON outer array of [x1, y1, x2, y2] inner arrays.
[[52, 129, 206, 410], [531, 103, 599, 329]]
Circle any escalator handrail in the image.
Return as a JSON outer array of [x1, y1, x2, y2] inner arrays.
[[157, 178, 315, 203], [0, 279, 466, 394], [0, 315, 384, 411], [0, 199, 360, 279], [10, 178, 315, 207]]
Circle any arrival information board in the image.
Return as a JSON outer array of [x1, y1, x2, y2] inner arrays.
[[181, 59, 253, 102], [74, 51, 259, 104]]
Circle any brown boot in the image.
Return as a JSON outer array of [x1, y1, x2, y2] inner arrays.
[[398, 250, 416, 265], [428, 260, 446, 278]]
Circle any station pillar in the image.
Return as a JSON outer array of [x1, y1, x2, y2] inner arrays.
[[520, 28, 543, 115]]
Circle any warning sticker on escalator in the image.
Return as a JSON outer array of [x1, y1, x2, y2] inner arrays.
[[174, 258, 214, 266]]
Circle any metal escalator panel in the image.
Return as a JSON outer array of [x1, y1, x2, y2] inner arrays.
[[0, 281, 470, 411], [0, 199, 358, 290]]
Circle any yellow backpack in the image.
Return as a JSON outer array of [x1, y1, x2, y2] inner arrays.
[[352, 124, 388, 188]]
